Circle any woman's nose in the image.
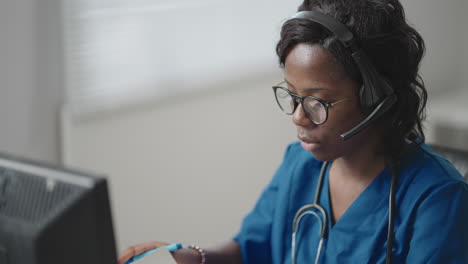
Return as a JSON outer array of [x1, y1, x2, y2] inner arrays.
[[292, 103, 314, 127]]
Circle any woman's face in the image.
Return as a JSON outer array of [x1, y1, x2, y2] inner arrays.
[[284, 43, 373, 161]]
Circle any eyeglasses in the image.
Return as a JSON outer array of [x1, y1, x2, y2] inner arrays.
[[272, 81, 350, 125]]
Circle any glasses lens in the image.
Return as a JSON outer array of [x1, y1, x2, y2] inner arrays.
[[303, 98, 327, 124], [275, 88, 295, 114]]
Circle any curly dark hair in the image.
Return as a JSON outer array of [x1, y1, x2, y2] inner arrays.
[[276, 0, 427, 161]]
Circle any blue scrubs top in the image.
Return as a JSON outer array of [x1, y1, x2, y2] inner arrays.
[[233, 142, 468, 263]]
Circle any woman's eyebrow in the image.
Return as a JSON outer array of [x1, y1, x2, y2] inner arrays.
[[284, 79, 327, 92]]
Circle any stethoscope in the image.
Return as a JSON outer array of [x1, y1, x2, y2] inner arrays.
[[291, 161, 398, 264]]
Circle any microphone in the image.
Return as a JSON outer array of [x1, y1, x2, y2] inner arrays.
[[340, 94, 397, 141]]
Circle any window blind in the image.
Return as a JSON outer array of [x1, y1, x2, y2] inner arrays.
[[62, 0, 295, 117]]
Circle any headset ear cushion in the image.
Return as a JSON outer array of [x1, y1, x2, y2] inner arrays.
[[341, 94, 397, 140], [359, 78, 394, 114], [352, 49, 395, 114], [358, 84, 372, 114]]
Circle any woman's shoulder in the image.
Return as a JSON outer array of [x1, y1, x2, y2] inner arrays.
[[406, 143, 466, 184], [273, 141, 324, 182], [283, 141, 321, 165], [399, 143, 467, 199], [399, 144, 468, 262], [284, 141, 306, 155]]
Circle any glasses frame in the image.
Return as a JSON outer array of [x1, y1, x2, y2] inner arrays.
[[272, 81, 349, 125]]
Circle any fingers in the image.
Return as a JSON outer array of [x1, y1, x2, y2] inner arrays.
[[117, 246, 136, 264], [117, 241, 170, 264]]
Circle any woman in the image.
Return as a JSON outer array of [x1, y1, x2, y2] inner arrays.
[[118, 0, 468, 263]]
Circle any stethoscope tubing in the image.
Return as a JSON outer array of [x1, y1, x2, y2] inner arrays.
[[291, 162, 329, 264], [292, 210, 325, 264], [291, 161, 397, 264]]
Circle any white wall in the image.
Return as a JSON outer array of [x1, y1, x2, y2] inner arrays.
[[0, 0, 63, 163], [406, 0, 468, 148], [62, 75, 297, 250], [401, 0, 466, 94]]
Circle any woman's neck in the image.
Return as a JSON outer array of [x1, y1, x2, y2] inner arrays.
[[331, 135, 386, 183]]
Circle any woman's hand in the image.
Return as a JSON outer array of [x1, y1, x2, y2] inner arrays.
[[117, 241, 201, 264]]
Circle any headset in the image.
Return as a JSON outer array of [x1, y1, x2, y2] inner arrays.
[[288, 11, 398, 264], [291, 11, 397, 141]]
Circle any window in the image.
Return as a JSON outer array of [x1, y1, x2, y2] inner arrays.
[[63, 0, 295, 117]]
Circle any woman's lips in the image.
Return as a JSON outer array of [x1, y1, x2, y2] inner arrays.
[[300, 139, 321, 151]]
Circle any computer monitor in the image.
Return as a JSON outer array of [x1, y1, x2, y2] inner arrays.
[[0, 152, 117, 264]]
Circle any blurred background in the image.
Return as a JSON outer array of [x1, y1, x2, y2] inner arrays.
[[1, 0, 467, 253]]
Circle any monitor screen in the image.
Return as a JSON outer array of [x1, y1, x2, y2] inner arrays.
[[0, 152, 117, 264]]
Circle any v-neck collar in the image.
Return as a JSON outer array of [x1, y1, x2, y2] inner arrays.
[[322, 162, 392, 232]]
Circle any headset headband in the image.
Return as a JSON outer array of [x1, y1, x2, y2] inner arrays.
[[291, 11, 354, 45]]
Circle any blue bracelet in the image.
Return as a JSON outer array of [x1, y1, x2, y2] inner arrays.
[[124, 243, 182, 264]]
